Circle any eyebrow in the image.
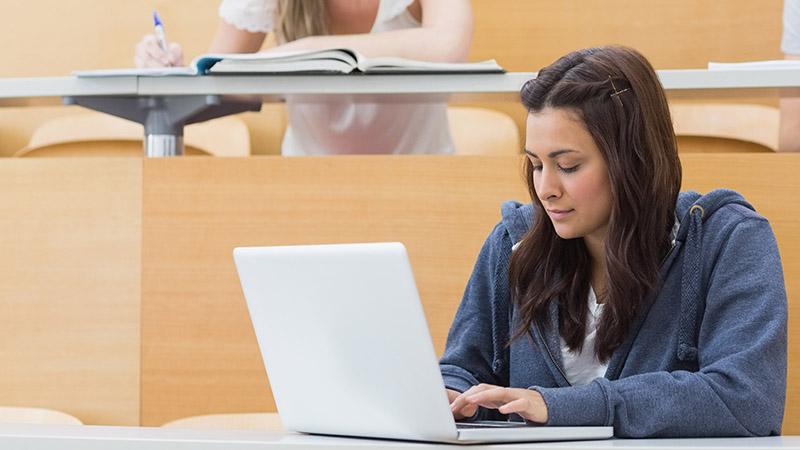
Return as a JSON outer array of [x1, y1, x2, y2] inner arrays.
[[523, 149, 578, 159]]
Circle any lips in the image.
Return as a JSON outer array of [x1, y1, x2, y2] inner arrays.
[[546, 209, 574, 220]]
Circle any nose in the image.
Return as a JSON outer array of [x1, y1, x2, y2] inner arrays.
[[536, 165, 561, 202]]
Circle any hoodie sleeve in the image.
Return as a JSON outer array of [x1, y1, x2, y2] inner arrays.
[[439, 221, 512, 415], [533, 217, 788, 437]]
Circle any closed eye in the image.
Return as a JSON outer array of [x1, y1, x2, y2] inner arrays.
[[559, 164, 580, 173]]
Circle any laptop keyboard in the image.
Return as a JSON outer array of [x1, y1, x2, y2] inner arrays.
[[456, 420, 529, 429]]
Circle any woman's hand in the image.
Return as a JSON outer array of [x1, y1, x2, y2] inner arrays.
[[449, 384, 549, 424], [447, 388, 478, 420], [134, 34, 184, 68]]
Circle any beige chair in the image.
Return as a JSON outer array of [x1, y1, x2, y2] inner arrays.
[[14, 112, 251, 157], [161, 412, 283, 431], [670, 103, 779, 153], [447, 106, 520, 155], [0, 406, 82, 425]]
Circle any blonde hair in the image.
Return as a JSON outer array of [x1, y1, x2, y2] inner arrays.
[[276, 0, 329, 43]]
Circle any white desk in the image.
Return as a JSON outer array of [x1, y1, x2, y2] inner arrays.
[[0, 425, 798, 450], [0, 68, 795, 156], [0, 76, 137, 106], [1, 69, 799, 99], [133, 68, 800, 96]]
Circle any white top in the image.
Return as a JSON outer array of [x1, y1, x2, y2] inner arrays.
[[784, 0, 800, 55], [559, 287, 609, 386], [218, 0, 455, 155]]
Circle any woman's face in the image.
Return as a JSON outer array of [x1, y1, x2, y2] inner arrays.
[[525, 107, 612, 244]]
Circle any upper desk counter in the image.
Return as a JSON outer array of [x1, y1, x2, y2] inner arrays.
[[1, 424, 799, 450], [1, 68, 799, 100], [0, 68, 795, 156]]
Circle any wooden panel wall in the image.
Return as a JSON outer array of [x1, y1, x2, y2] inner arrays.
[[0, 155, 795, 430], [0, 1, 780, 78], [0, 159, 142, 425], [466, 0, 784, 149], [139, 155, 529, 426], [139, 154, 800, 434], [0, 0, 784, 156], [470, 1, 783, 72]]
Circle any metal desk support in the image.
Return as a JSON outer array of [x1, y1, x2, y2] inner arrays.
[[63, 95, 261, 157]]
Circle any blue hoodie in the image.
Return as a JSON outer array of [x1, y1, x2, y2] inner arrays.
[[439, 190, 787, 437]]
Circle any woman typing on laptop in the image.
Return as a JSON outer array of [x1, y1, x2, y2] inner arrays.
[[441, 46, 787, 437]]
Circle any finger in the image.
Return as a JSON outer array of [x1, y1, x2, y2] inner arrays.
[[140, 58, 167, 69], [498, 397, 529, 416], [135, 35, 158, 61], [466, 387, 513, 409], [453, 402, 478, 420], [449, 393, 471, 414], [446, 389, 461, 403], [141, 37, 170, 66], [167, 42, 184, 66], [450, 384, 495, 412]]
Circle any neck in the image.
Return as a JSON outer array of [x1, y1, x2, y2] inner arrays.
[[584, 234, 606, 301]]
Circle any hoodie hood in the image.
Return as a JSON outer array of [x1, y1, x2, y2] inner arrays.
[[673, 189, 755, 361], [498, 189, 756, 364]]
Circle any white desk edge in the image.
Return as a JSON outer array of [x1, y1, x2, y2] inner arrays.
[[0, 424, 798, 450], [0, 68, 799, 99]]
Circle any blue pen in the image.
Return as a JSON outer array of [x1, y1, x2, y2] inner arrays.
[[153, 11, 170, 63]]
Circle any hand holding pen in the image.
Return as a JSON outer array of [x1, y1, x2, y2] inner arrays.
[[134, 11, 184, 68]]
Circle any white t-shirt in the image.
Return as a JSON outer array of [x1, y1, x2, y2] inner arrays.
[[218, 0, 455, 156], [559, 288, 608, 386], [783, 0, 800, 55]]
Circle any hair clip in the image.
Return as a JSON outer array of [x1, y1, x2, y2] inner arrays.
[[608, 76, 630, 98]]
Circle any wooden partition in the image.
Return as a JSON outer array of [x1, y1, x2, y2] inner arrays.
[[0, 155, 796, 432], [139, 155, 800, 434], [139, 156, 530, 425], [0, 159, 141, 425]]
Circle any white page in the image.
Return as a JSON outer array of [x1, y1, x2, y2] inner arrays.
[[73, 67, 196, 77]]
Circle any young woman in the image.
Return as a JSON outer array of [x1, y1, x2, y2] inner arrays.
[[441, 46, 787, 437], [135, 0, 472, 156]]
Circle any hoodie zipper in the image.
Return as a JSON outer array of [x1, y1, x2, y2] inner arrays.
[[535, 321, 572, 387]]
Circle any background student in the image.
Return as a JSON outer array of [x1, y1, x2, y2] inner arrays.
[[135, 0, 473, 156], [441, 46, 787, 437]]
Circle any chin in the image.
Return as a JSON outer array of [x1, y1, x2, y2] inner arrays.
[[553, 226, 581, 240]]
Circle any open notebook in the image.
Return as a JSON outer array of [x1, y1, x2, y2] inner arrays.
[[75, 48, 504, 77]]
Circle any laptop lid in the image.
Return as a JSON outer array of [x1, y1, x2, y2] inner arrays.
[[234, 242, 613, 444], [234, 242, 459, 442]]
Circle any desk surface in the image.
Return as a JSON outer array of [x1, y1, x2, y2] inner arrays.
[[0, 68, 798, 103], [0, 424, 798, 450], [0, 76, 137, 105]]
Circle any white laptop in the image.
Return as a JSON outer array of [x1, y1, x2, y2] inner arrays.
[[233, 242, 613, 444]]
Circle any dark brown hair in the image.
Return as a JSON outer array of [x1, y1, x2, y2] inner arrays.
[[509, 46, 682, 361]]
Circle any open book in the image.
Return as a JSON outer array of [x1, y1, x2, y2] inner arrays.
[[75, 48, 504, 77]]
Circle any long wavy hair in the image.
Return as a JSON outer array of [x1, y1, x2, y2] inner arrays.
[[276, 0, 329, 44], [509, 46, 682, 362]]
